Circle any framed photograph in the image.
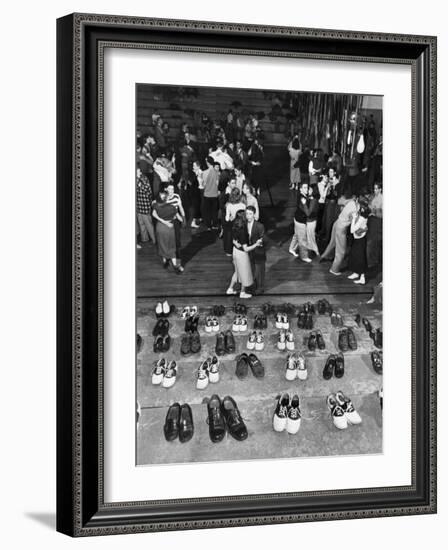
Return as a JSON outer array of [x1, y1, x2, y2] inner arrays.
[[56, 13, 437, 536]]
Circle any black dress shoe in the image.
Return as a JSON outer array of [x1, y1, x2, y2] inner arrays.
[[161, 333, 171, 352], [164, 403, 180, 441], [374, 329, 383, 348], [224, 330, 236, 353], [184, 316, 193, 333], [207, 394, 226, 443], [153, 335, 164, 353], [308, 331, 317, 351], [338, 329, 349, 352], [221, 396, 248, 441], [253, 315, 261, 330], [215, 332, 226, 356], [316, 329, 325, 350], [317, 299, 325, 315], [334, 352, 345, 378], [371, 350, 383, 374], [235, 353, 249, 379], [180, 333, 191, 355], [260, 314, 267, 329], [362, 317, 373, 332], [323, 355, 335, 379], [297, 311, 306, 329], [190, 330, 201, 354], [178, 404, 194, 443], [347, 327, 357, 350], [152, 318, 169, 336], [190, 314, 200, 332], [305, 312, 314, 330], [247, 353, 264, 378]]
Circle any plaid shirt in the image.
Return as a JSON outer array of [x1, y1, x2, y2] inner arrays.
[[136, 174, 153, 214]]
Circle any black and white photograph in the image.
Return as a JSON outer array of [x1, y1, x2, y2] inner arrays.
[[135, 84, 383, 465]]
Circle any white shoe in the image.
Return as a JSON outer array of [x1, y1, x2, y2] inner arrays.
[[277, 330, 286, 351], [289, 249, 299, 257], [286, 395, 301, 434], [354, 275, 366, 285], [240, 317, 248, 332], [301, 257, 312, 263], [226, 287, 237, 295], [162, 361, 177, 388], [152, 358, 166, 385], [232, 316, 242, 332], [275, 313, 283, 329], [273, 394, 289, 432], [281, 314, 290, 330], [285, 354, 297, 381], [208, 356, 220, 383], [347, 273, 359, 280], [136, 244, 142, 249], [190, 220, 200, 228], [196, 360, 210, 390], [162, 300, 170, 315], [255, 332, 265, 351], [285, 329, 295, 351], [247, 331, 257, 350], [335, 391, 362, 424], [240, 292, 252, 299], [205, 316, 213, 333], [327, 394, 348, 429], [181, 306, 191, 319], [296, 352, 307, 380], [329, 269, 342, 276], [211, 317, 220, 332]]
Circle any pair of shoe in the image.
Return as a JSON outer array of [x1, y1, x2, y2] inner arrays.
[[181, 305, 198, 319], [327, 391, 362, 430], [307, 330, 325, 351], [185, 314, 199, 333], [136, 333, 143, 354], [210, 304, 225, 317], [233, 302, 247, 315], [297, 311, 313, 329], [285, 352, 307, 381], [247, 331, 265, 351], [196, 356, 220, 389], [278, 329, 294, 351], [205, 316, 220, 333], [262, 302, 275, 316], [338, 327, 357, 352], [253, 314, 267, 330], [180, 331, 201, 355], [232, 315, 248, 332], [323, 353, 344, 379], [370, 328, 383, 349], [152, 358, 178, 388], [371, 350, 383, 374], [155, 300, 173, 318], [152, 318, 170, 336], [347, 272, 366, 285], [215, 331, 236, 356], [273, 393, 302, 434], [235, 353, 264, 379], [153, 333, 171, 353], [316, 298, 332, 315], [330, 311, 344, 328], [275, 313, 290, 330], [164, 403, 194, 442], [207, 395, 248, 442]]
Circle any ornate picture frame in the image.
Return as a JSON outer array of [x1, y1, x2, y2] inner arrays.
[[56, 13, 437, 536]]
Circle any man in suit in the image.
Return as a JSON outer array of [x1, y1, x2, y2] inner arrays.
[[246, 206, 266, 294]]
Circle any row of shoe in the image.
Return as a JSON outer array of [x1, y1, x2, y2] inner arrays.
[[285, 352, 307, 380], [247, 331, 265, 351], [155, 300, 174, 318], [297, 310, 314, 330], [180, 331, 201, 355], [273, 393, 302, 434], [204, 316, 220, 333], [207, 395, 248, 442], [164, 403, 194, 442], [181, 305, 199, 319], [232, 315, 248, 332], [278, 329, 295, 351], [196, 356, 220, 389], [338, 327, 357, 351], [371, 350, 383, 374], [327, 391, 362, 429], [306, 330, 325, 351], [275, 313, 290, 330], [254, 313, 268, 330], [330, 311, 344, 327], [152, 358, 178, 388], [235, 353, 264, 379], [215, 331, 236, 355], [323, 353, 345, 379]]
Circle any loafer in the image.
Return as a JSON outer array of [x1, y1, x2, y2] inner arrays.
[[273, 393, 289, 432], [224, 330, 236, 353], [161, 333, 171, 352], [334, 353, 345, 378], [207, 394, 226, 442], [347, 327, 357, 350], [221, 396, 248, 441], [338, 329, 349, 352], [153, 335, 164, 353], [235, 353, 249, 379], [215, 332, 226, 356], [308, 331, 317, 352], [180, 333, 191, 355], [190, 330, 201, 354], [326, 394, 348, 430], [316, 329, 325, 350], [163, 403, 180, 441], [247, 353, 264, 378], [371, 350, 383, 374], [323, 354, 335, 380], [178, 404, 194, 443]]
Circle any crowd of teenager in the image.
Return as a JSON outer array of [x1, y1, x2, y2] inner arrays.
[[136, 103, 382, 295]]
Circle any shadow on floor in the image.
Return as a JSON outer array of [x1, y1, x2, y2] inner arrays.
[[25, 512, 56, 530]]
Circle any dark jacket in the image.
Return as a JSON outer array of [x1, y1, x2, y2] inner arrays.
[[247, 220, 266, 262], [294, 194, 318, 224]]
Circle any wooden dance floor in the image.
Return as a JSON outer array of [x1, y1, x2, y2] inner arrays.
[[137, 150, 380, 298]]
